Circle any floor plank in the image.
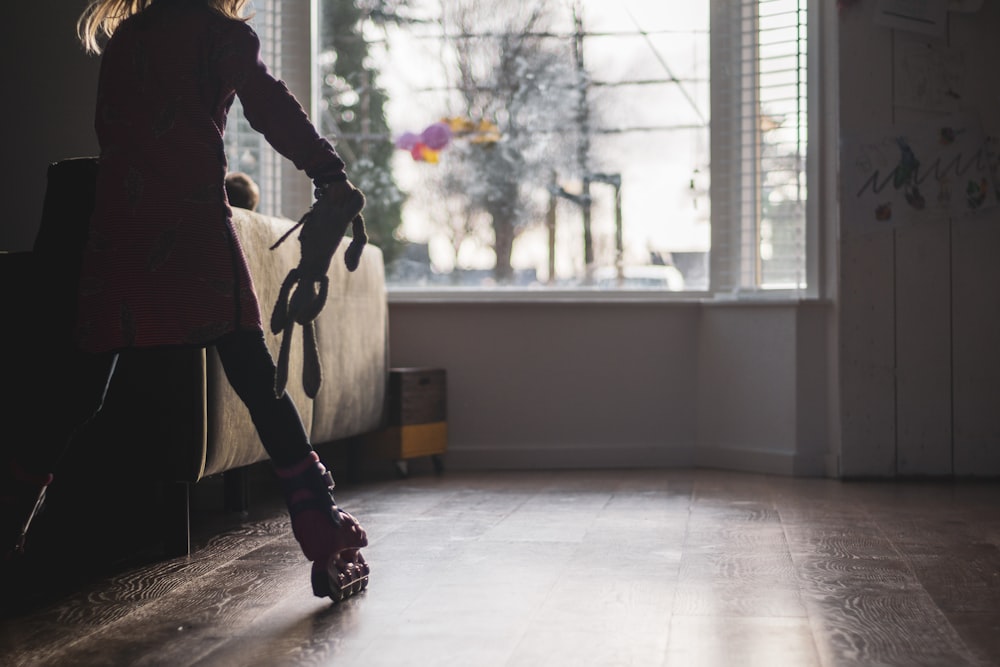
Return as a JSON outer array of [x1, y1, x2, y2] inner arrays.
[[2, 468, 999, 667]]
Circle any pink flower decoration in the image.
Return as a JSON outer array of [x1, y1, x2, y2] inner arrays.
[[420, 122, 452, 150], [395, 131, 420, 150], [410, 142, 428, 161]]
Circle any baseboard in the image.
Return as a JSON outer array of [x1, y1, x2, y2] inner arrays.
[[695, 445, 830, 477], [441, 443, 697, 471], [438, 443, 830, 477]]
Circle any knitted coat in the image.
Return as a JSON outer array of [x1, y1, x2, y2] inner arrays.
[[76, 0, 344, 353]]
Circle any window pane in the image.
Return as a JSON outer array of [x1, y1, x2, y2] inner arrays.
[[318, 0, 710, 291], [224, 0, 293, 219], [709, 0, 807, 292], [757, 0, 807, 289]]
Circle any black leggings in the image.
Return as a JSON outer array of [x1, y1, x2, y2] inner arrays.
[[21, 329, 312, 473], [215, 329, 312, 467]]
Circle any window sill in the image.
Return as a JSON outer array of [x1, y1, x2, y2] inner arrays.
[[386, 287, 828, 306]]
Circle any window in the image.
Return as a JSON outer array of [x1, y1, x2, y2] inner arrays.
[[710, 0, 809, 293], [224, 0, 311, 219], [229, 0, 811, 296]]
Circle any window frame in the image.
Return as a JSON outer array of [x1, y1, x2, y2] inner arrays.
[[250, 0, 826, 304]]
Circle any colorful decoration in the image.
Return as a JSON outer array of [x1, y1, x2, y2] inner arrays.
[[421, 122, 452, 150], [395, 117, 501, 163], [394, 122, 450, 163], [443, 117, 501, 144], [842, 114, 998, 229]]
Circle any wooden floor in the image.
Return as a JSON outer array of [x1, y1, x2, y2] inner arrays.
[[2, 467, 1000, 667]]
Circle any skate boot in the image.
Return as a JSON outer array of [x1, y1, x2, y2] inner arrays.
[[2, 461, 54, 561], [275, 452, 369, 602]]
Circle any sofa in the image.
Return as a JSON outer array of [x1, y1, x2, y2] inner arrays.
[[2, 157, 388, 556]]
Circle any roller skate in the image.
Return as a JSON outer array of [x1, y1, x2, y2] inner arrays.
[[2, 461, 53, 561], [275, 452, 369, 602]]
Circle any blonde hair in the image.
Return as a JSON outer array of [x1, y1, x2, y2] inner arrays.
[[77, 0, 252, 55]]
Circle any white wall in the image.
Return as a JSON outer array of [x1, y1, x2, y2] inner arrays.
[[696, 303, 829, 476], [3, 2, 100, 251], [837, 0, 1000, 476], [388, 301, 701, 469], [389, 299, 832, 477]]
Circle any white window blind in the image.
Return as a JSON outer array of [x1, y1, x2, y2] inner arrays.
[[710, 0, 808, 293]]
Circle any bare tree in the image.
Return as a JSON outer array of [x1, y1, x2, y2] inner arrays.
[[432, 0, 580, 283]]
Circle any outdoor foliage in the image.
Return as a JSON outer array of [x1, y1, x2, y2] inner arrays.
[[318, 0, 410, 264]]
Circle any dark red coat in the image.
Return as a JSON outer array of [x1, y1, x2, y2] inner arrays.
[[76, 0, 344, 353]]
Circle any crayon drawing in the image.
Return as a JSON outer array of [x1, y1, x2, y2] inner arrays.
[[841, 115, 997, 230]]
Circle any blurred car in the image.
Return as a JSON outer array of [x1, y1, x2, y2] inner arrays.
[[593, 265, 685, 290]]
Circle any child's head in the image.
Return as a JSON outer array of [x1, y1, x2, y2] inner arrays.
[[78, 0, 253, 54], [225, 172, 261, 211]]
